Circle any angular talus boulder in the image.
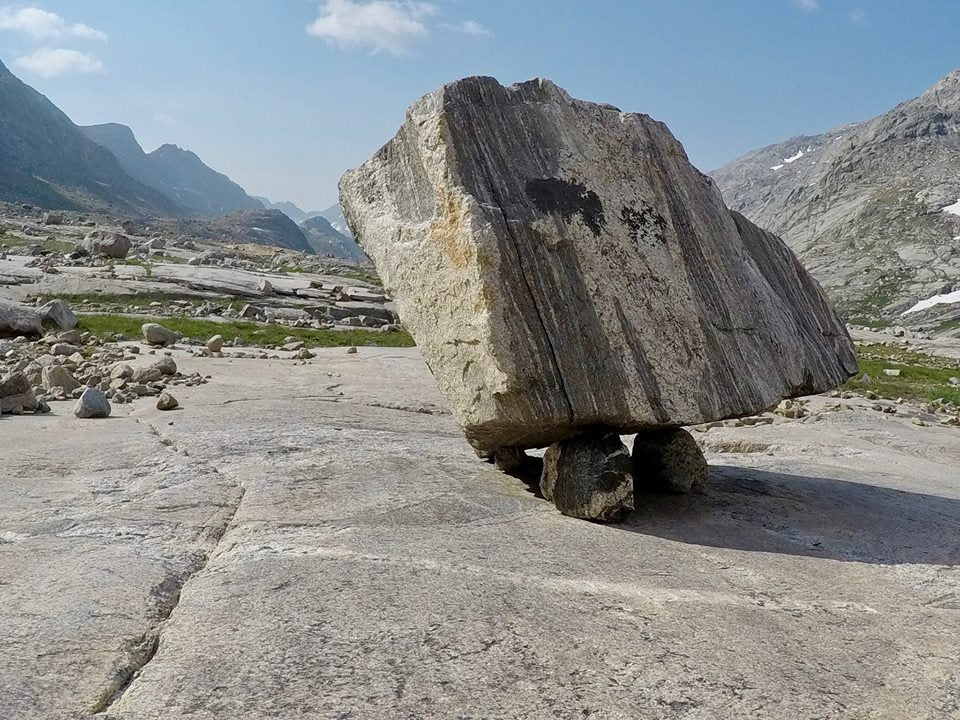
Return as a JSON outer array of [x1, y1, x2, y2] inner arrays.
[[340, 76, 857, 452]]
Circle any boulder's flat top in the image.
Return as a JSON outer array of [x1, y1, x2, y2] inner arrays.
[[2, 346, 959, 719]]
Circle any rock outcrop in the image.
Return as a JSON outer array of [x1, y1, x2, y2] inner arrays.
[[340, 76, 858, 453]]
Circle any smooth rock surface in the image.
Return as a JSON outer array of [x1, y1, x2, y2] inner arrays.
[[633, 428, 709, 494], [1, 347, 958, 719], [540, 429, 634, 521], [340, 76, 857, 452]]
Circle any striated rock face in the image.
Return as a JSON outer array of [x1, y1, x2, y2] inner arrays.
[[340, 76, 857, 452]]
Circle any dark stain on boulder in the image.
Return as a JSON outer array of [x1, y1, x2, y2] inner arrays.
[[525, 177, 606, 236]]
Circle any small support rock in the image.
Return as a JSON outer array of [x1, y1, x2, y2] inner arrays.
[[540, 430, 633, 522], [632, 428, 708, 494]]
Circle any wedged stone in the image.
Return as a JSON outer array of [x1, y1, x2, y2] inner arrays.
[[632, 428, 708, 494], [340, 76, 858, 453], [540, 430, 633, 521], [38, 300, 77, 330], [0, 300, 42, 338]]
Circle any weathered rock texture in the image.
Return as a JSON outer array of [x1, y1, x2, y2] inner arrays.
[[633, 428, 709, 494], [541, 430, 634, 521], [340, 76, 857, 452]]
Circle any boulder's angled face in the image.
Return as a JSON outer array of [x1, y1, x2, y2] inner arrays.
[[340, 76, 857, 452]]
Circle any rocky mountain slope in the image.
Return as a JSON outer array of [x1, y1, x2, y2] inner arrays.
[[300, 215, 367, 262], [711, 70, 960, 327], [167, 208, 315, 254], [82, 123, 262, 216], [318, 203, 353, 238], [253, 197, 322, 224], [0, 59, 181, 216]]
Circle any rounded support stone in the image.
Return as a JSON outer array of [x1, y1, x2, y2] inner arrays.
[[632, 428, 708, 494], [540, 430, 633, 521]]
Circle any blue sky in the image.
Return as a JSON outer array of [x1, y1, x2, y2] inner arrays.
[[0, 1, 957, 210]]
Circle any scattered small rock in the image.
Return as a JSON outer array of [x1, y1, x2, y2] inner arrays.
[[156, 392, 179, 411], [73, 387, 111, 418]]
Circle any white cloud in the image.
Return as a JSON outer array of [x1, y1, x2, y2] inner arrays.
[[0, 6, 107, 41], [13, 48, 104, 77], [307, 0, 436, 56], [153, 113, 177, 125], [441, 19, 492, 37], [792, 0, 819, 9]]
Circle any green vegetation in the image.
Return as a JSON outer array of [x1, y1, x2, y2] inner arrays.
[[334, 267, 382, 287], [119, 258, 153, 277], [842, 343, 960, 405], [77, 314, 415, 348]]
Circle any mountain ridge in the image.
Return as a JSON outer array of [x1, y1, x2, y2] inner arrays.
[[81, 123, 262, 217], [710, 69, 960, 326], [0, 59, 182, 216]]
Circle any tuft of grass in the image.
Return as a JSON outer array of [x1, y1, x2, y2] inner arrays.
[[842, 343, 960, 405], [77, 314, 415, 348]]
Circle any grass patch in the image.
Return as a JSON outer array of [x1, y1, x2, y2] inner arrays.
[[842, 343, 960, 405], [77, 314, 415, 348], [333, 267, 382, 287], [120, 258, 153, 277]]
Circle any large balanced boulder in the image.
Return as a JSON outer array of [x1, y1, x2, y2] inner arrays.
[[0, 300, 42, 338], [340, 77, 858, 453]]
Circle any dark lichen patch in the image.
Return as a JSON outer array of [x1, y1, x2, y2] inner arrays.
[[621, 203, 667, 246], [525, 177, 606, 235]]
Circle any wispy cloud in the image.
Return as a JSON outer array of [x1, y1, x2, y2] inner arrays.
[[441, 19, 492, 37], [792, 0, 819, 10], [307, 0, 437, 57], [13, 47, 103, 77], [0, 6, 107, 42]]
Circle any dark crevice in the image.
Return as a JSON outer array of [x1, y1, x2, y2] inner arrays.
[[91, 481, 247, 715]]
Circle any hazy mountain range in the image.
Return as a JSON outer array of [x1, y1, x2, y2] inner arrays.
[[0, 57, 366, 261], [81, 123, 263, 217], [0, 58, 179, 216], [711, 70, 960, 326]]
